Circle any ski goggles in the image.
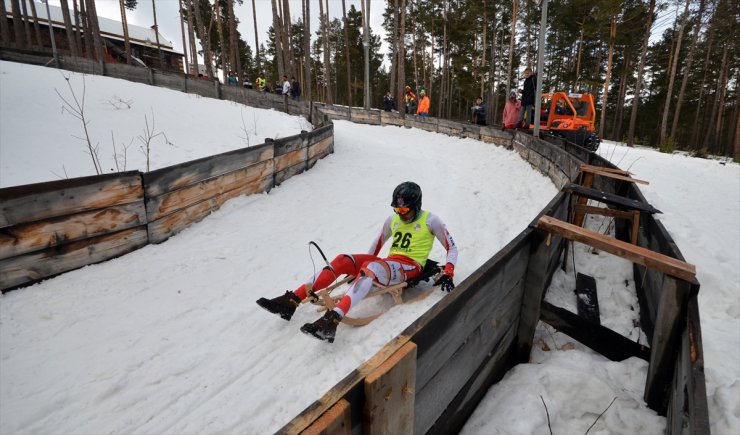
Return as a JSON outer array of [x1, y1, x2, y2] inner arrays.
[[393, 206, 411, 215]]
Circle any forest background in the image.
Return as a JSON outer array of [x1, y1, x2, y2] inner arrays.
[[2, 0, 738, 157]]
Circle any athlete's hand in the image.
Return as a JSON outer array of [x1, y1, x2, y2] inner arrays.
[[435, 263, 455, 292]]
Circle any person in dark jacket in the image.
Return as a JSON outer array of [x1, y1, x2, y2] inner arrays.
[[290, 77, 301, 100], [517, 67, 537, 128], [471, 97, 487, 125], [383, 91, 395, 112]]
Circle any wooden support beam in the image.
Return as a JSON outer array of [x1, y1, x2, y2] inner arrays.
[[364, 342, 417, 435], [572, 204, 640, 245], [301, 399, 351, 435], [563, 183, 661, 214], [540, 301, 650, 361], [579, 163, 634, 176], [579, 164, 649, 185], [536, 216, 696, 282]]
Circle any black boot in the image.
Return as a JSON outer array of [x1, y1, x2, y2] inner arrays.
[[300, 310, 342, 343], [256, 291, 301, 321]]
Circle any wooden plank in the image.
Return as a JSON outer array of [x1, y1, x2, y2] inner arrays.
[[364, 342, 417, 435], [276, 335, 413, 435], [540, 301, 650, 361], [147, 175, 272, 244], [146, 160, 273, 221], [0, 171, 143, 227], [300, 399, 351, 435], [537, 216, 696, 281], [308, 136, 334, 160], [143, 144, 273, 197], [275, 147, 308, 173], [645, 276, 691, 414], [563, 183, 661, 214], [575, 273, 601, 324], [579, 165, 649, 184], [0, 202, 146, 260], [573, 203, 636, 220], [1, 226, 148, 291], [580, 163, 633, 176], [420, 323, 518, 435], [274, 135, 306, 158]]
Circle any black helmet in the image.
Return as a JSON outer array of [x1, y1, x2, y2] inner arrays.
[[391, 182, 422, 214]]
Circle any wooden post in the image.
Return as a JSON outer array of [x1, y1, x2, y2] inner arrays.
[[364, 342, 417, 435], [515, 229, 547, 362], [644, 276, 691, 413], [301, 399, 351, 435]]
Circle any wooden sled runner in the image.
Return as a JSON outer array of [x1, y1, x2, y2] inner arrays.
[[302, 260, 443, 326]]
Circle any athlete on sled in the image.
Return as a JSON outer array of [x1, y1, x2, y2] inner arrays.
[[256, 181, 458, 343]]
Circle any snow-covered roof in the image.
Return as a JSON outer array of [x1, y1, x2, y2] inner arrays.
[[5, 1, 181, 55]]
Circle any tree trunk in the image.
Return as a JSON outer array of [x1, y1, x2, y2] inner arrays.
[[192, 0, 214, 78], [671, 0, 706, 141], [488, 4, 497, 125], [480, 0, 487, 98], [390, 0, 398, 106], [575, 27, 584, 91], [252, 0, 261, 72], [9, 0, 26, 48], [19, 0, 32, 49], [732, 91, 740, 160], [78, 0, 92, 58], [438, 0, 447, 118], [506, 0, 518, 96], [178, 0, 188, 73], [84, 0, 105, 61], [342, 0, 352, 106], [362, 0, 370, 109], [690, 8, 717, 149], [0, 1, 10, 44], [411, 0, 418, 89], [119, 0, 132, 64], [227, 0, 242, 82], [186, 0, 199, 75], [303, 0, 311, 101], [599, 14, 617, 139], [611, 55, 630, 141], [320, 0, 332, 103], [660, 0, 689, 145], [271, 0, 285, 78], [704, 43, 728, 152], [72, 0, 83, 56], [215, 0, 227, 79], [626, 0, 656, 147], [27, 0, 43, 48], [282, 0, 292, 77]]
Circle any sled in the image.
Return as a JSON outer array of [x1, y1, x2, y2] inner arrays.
[[302, 260, 443, 326]]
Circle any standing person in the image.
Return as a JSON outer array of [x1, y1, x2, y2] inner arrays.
[[417, 89, 430, 117], [517, 67, 537, 129], [290, 76, 301, 100], [282, 75, 291, 96], [256, 182, 459, 343], [502, 90, 522, 130], [383, 91, 395, 112], [256, 74, 266, 91], [404, 85, 418, 114], [471, 97, 487, 125]]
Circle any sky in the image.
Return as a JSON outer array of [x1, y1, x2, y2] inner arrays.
[[0, 60, 738, 434]]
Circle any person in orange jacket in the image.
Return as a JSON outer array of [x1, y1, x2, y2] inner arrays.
[[417, 89, 430, 117]]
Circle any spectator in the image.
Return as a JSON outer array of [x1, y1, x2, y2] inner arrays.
[[471, 97, 487, 125], [282, 75, 291, 96], [256, 74, 266, 91], [502, 90, 521, 130], [290, 77, 301, 100], [404, 85, 417, 114], [555, 99, 573, 116], [227, 71, 238, 86], [263, 81, 272, 93], [416, 89, 430, 117], [243, 76, 253, 89], [383, 91, 395, 112], [517, 67, 536, 129]]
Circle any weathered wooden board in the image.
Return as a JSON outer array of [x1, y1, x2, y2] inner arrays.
[[300, 399, 352, 435], [406, 117, 438, 132], [0, 202, 147, 260], [308, 136, 334, 161], [0, 171, 143, 228], [575, 272, 601, 324], [147, 174, 272, 244], [421, 323, 518, 435], [274, 135, 306, 157], [276, 162, 308, 186], [563, 183, 661, 214], [364, 342, 416, 435], [0, 226, 148, 291], [350, 109, 382, 125], [540, 301, 650, 361], [275, 147, 308, 173], [380, 112, 405, 126], [146, 160, 273, 221], [537, 216, 696, 281], [143, 144, 273, 197]]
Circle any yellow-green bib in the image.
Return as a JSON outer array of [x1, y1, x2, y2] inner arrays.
[[388, 211, 434, 267]]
